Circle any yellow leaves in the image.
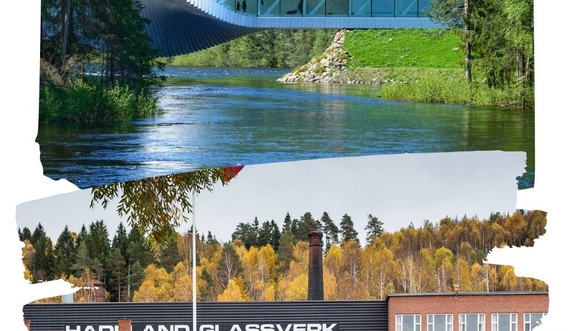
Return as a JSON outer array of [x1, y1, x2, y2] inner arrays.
[[325, 244, 343, 276], [134, 262, 194, 302], [284, 273, 308, 300], [217, 278, 249, 302], [171, 262, 192, 302], [323, 271, 337, 300]]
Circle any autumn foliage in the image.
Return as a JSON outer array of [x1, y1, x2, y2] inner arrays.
[[19, 210, 547, 303]]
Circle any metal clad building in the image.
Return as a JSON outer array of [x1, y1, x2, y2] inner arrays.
[[23, 301, 389, 331]]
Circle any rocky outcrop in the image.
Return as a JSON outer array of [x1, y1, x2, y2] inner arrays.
[[277, 30, 390, 85], [278, 30, 352, 84]]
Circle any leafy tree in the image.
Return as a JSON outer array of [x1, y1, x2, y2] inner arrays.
[[132, 264, 173, 302], [217, 278, 249, 301], [340, 214, 359, 244], [216, 243, 242, 289], [91, 167, 242, 244], [365, 214, 384, 245], [427, 0, 473, 82], [170, 262, 193, 301]]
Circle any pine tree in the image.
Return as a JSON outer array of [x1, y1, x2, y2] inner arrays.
[[158, 233, 181, 272], [112, 223, 129, 263], [107, 247, 128, 302], [321, 212, 339, 250], [365, 214, 384, 245], [18, 227, 32, 242], [258, 220, 274, 247], [86, 220, 111, 279], [54, 225, 76, 277], [31, 223, 55, 282], [270, 220, 281, 251], [340, 214, 359, 245]]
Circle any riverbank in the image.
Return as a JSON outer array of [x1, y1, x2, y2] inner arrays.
[[278, 29, 534, 110]]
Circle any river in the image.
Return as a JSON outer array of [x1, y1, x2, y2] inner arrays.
[[37, 67, 535, 189]]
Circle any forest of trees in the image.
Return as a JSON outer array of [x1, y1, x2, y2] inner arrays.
[[167, 29, 338, 69], [427, 0, 534, 107], [39, 0, 163, 122], [20, 209, 547, 303]]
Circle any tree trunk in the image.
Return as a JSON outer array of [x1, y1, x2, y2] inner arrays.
[[464, 0, 472, 84], [60, 0, 72, 74]]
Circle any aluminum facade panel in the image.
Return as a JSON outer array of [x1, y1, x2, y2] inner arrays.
[[23, 301, 388, 331]]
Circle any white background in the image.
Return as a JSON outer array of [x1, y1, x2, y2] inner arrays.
[[1, 0, 586, 330]]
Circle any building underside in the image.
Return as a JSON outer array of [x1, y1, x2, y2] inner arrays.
[[139, 0, 444, 56]]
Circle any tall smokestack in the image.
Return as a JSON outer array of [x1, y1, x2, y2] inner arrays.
[[308, 231, 324, 300], [94, 282, 106, 302]]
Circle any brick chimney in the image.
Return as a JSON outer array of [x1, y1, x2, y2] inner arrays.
[[94, 282, 106, 302], [307, 231, 324, 300], [119, 319, 132, 331]]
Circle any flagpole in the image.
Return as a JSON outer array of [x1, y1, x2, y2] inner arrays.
[[192, 190, 197, 331]]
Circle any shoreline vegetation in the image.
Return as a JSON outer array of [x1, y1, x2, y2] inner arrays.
[[39, 0, 164, 124], [40, 0, 533, 123], [168, 27, 534, 110]]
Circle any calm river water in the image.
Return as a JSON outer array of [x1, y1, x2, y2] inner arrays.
[[37, 67, 535, 189]]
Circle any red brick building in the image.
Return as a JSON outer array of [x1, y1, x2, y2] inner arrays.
[[388, 292, 548, 331]]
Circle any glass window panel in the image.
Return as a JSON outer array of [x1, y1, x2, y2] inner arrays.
[[305, 0, 326, 16], [349, 0, 371, 16], [435, 315, 446, 330], [405, 315, 415, 330], [326, 0, 348, 16], [396, 0, 418, 17], [524, 313, 545, 331], [372, 0, 394, 17], [418, 0, 430, 16], [281, 0, 302, 16], [259, 0, 281, 16]]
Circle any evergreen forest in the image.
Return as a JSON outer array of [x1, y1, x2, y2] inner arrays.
[[20, 209, 547, 303]]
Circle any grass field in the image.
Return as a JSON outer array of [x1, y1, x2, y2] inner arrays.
[[343, 29, 463, 69]]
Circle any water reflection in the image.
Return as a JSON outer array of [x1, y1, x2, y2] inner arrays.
[[37, 67, 534, 189]]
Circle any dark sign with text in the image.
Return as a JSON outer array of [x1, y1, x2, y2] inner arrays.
[[65, 323, 340, 331]]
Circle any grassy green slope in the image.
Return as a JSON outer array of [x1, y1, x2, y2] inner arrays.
[[343, 29, 462, 69]]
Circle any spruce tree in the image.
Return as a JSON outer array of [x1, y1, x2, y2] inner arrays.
[[365, 214, 384, 245], [321, 212, 339, 250], [340, 214, 359, 245], [54, 225, 76, 277]]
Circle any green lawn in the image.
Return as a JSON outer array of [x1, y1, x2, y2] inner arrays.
[[343, 29, 463, 69]]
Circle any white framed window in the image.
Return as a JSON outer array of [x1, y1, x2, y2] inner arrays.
[[396, 314, 422, 331], [427, 314, 453, 331], [523, 313, 546, 331], [459, 313, 485, 331], [491, 313, 518, 331]]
